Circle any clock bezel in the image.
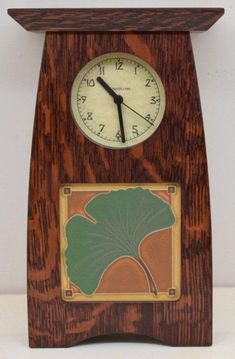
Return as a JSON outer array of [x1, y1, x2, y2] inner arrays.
[[70, 52, 166, 149]]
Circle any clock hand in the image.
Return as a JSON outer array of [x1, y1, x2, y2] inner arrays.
[[97, 76, 154, 127], [97, 76, 125, 143], [116, 100, 126, 143], [96, 76, 121, 101], [122, 102, 154, 126]]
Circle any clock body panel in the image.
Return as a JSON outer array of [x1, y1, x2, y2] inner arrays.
[[27, 31, 212, 347]]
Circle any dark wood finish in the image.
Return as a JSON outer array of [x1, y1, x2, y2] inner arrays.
[[27, 31, 212, 347], [8, 8, 224, 32]]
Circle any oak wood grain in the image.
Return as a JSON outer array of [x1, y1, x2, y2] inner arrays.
[[27, 31, 212, 347], [8, 8, 224, 32]]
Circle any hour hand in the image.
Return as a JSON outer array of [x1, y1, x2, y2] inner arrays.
[[96, 76, 118, 100]]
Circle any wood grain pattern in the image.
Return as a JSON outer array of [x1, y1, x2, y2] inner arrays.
[[8, 8, 224, 32], [27, 31, 212, 347]]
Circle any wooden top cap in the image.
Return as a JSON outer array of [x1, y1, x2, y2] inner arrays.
[[8, 8, 224, 32]]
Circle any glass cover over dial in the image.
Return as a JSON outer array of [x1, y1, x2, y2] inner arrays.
[[70, 52, 166, 149]]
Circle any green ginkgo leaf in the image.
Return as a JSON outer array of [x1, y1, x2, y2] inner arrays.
[[65, 187, 175, 295]]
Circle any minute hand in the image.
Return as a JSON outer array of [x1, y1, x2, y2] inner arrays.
[[97, 76, 125, 143], [116, 102, 125, 143]]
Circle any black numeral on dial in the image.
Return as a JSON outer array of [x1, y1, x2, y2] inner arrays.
[[150, 96, 160, 104], [98, 65, 105, 75], [98, 124, 105, 134], [85, 79, 95, 87], [132, 125, 139, 135], [115, 59, 124, 71], [145, 78, 154, 87], [84, 112, 93, 121], [115, 130, 122, 141], [134, 65, 140, 75], [77, 95, 87, 103], [145, 114, 153, 123]]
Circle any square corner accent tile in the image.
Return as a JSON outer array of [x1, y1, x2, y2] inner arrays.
[[60, 183, 181, 302]]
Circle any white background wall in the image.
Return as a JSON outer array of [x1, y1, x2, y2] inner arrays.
[[0, 0, 234, 294]]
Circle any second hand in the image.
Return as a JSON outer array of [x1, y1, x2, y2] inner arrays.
[[122, 102, 154, 126]]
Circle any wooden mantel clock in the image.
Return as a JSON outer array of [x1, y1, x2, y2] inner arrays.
[[8, 8, 224, 347]]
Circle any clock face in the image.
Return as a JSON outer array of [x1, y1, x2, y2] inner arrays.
[[70, 52, 165, 149]]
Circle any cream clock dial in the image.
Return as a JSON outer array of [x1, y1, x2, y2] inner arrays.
[[70, 52, 166, 149]]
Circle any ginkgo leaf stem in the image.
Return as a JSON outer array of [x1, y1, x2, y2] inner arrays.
[[135, 256, 158, 296]]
